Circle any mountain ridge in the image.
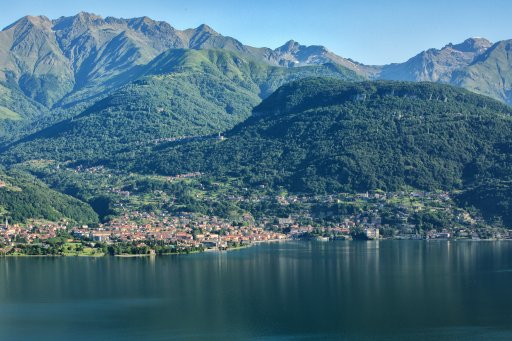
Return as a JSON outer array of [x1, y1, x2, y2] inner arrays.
[[0, 12, 364, 107], [0, 12, 511, 150], [1, 11, 511, 113]]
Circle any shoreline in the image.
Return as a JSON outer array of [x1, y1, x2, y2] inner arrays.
[[2, 238, 511, 258]]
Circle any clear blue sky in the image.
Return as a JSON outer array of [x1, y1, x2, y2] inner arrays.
[[1, 0, 511, 65]]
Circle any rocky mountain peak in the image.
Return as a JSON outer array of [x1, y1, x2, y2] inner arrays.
[[195, 24, 219, 35], [277, 40, 300, 52], [73, 11, 104, 25], [127, 16, 162, 31], [51, 11, 105, 31], [449, 37, 492, 53], [3, 15, 52, 31]]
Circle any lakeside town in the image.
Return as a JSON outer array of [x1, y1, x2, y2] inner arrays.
[[1, 189, 511, 256]]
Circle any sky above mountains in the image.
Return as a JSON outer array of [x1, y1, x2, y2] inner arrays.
[[1, 0, 511, 65]]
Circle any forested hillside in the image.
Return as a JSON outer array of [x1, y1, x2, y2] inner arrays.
[[1, 12, 512, 231], [2, 50, 360, 165], [0, 167, 98, 224], [131, 78, 512, 225]]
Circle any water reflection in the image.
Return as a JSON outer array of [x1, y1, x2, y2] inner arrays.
[[0, 241, 511, 340]]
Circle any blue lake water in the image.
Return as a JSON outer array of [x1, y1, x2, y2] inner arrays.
[[1, 240, 512, 340]]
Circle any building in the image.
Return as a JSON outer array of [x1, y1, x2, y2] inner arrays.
[[365, 228, 380, 240]]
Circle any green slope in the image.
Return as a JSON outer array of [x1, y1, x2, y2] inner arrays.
[[0, 167, 98, 224], [457, 181, 512, 226], [132, 78, 512, 225], [0, 84, 53, 145], [2, 50, 361, 165]]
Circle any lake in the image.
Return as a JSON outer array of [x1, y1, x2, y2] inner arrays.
[[1, 241, 511, 340]]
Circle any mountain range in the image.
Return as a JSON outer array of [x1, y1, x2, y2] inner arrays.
[[0, 12, 360, 107], [1, 12, 510, 116], [0, 12, 368, 144], [1, 12, 512, 227]]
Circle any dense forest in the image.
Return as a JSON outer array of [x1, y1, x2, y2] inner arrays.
[[3, 76, 512, 227], [2, 50, 360, 165], [0, 167, 98, 224], [129, 78, 512, 225]]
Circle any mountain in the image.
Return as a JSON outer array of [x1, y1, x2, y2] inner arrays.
[[2, 12, 512, 231], [378, 38, 492, 82], [268, 40, 373, 74], [0, 13, 363, 108], [0, 12, 185, 109], [452, 39, 512, 104], [374, 37, 512, 105], [1, 50, 360, 165], [0, 11, 511, 140], [0, 166, 98, 224], [0, 12, 370, 144], [130, 78, 512, 224], [0, 15, 73, 107], [1, 12, 512, 118]]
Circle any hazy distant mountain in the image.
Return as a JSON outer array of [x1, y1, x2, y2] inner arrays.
[[451, 39, 512, 104], [0, 13, 184, 108], [373, 37, 512, 105], [268, 40, 375, 75], [378, 38, 492, 82]]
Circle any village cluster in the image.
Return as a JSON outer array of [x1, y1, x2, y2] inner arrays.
[[1, 189, 511, 256]]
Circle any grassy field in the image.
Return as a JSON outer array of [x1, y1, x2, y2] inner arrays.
[[0, 106, 21, 120], [61, 242, 104, 256]]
